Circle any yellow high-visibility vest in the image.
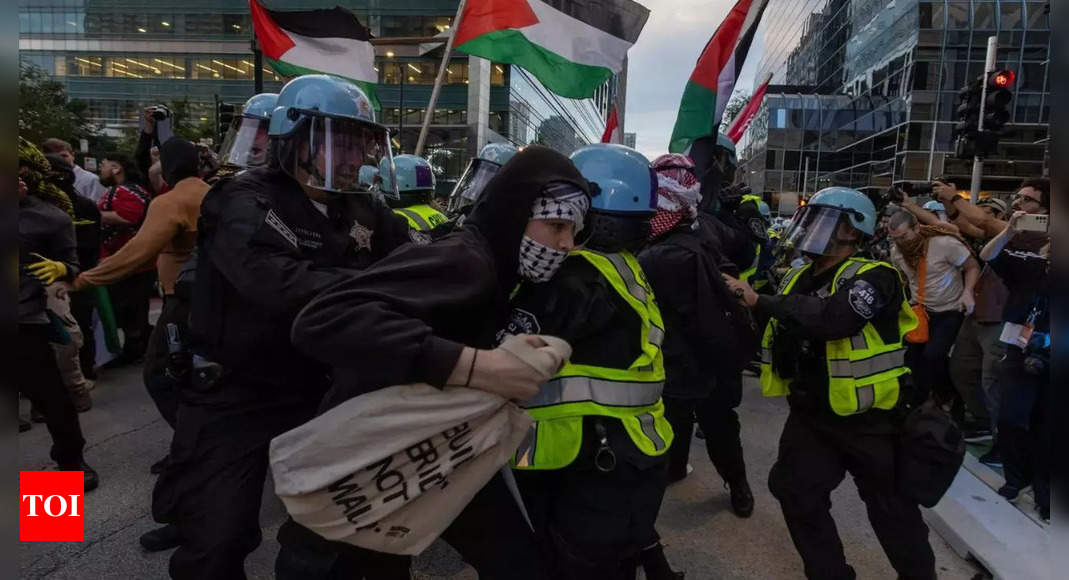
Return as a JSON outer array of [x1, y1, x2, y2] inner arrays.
[[393, 204, 447, 232], [512, 249, 673, 470], [759, 258, 918, 416]]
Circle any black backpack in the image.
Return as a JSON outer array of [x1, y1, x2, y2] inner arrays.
[[660, 228, 760, 377]]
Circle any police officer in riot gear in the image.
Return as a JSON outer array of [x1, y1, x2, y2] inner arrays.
[[723, 187, 935, 580], [217, 92, 278, 174], [447, 142, 519, 221], [152, 75, 411, 580], [508, 144, 682, 580], [379, 153, 448, 234]]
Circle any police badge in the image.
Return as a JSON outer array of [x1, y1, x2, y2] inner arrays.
[[349, 222, 374, 251]]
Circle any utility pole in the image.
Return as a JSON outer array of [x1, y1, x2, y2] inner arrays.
[[970, 36, 998, 203], [252, 37, 264, 94]]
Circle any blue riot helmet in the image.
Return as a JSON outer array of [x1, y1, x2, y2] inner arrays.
[[447, 142, 519, 217], [268, 75, 393, 194], [780, 187, 876, 257], [218, 93, 278, 169], [569, 143, 657, 253], [923, 199, 948, 221], [358, 165, 380, 190], [378, 154, 436, 208], [758, 201, 772, 219]]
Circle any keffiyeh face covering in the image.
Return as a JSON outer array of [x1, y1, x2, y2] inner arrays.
[[518, 182, 590, 282]]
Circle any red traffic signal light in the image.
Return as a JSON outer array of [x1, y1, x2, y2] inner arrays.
[[990, 69, 1015, 88]]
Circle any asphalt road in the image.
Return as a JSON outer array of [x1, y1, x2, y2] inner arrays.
[[19, 365, 982, 579]]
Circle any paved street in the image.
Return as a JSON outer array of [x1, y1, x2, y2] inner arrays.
[[19, 365, 983, 579]]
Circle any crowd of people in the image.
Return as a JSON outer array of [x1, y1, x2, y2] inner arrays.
[[16, 72, 1049, 580]]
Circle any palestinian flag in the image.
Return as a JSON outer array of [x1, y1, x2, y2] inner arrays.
[[726, 75, 770, 143], [249, 0, 379, 108], [668, 0, 769, 153], [454, 0, 650, 99]]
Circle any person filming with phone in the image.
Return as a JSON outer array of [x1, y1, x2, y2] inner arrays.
[[977, 206, 1050, 522]]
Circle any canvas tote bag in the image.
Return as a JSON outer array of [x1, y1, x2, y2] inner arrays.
[[269, 334, 571, 555]]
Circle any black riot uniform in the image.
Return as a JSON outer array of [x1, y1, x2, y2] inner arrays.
[[506, 256, 669, 579], [758, 258, 937, 580], [152, 165, 411, 580], [284, 146, 590, 580]]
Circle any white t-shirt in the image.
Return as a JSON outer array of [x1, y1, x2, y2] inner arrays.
[[73, 164, 108, 203], [892, 235, 971, 312]]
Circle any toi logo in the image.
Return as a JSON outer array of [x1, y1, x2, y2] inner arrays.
[[20, 471, 84, 541]]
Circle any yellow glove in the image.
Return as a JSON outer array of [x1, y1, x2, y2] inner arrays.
[[72, 219, 96, 226], [26, 253, 69, 285]]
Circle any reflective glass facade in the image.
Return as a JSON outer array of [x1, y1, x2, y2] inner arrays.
[[736, 0, 1049, 203], [18, 0, 611, 179]]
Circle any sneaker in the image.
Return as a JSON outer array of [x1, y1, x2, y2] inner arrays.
[[997, 484, 1020, 501], [962, 428, 993, 444], [979, 448, 1003, 468], [139, 524, 183, 552], [728, 479, 755, 518]]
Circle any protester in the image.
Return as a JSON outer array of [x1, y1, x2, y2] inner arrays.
[[286, 145, 591, 579], [76, 138, 210, 440], [506, 144, 681, 580], [149, 75, 412, 579], [16, 139, 98, 491], [42, 153, 96, 411], [932, 178, 1048, 239], [887, 210, 979, 406], [640, 152, 757, 518], [979, 210, 1050, 522], [40, 137, 108, 203], [724, 187, 935, 580]]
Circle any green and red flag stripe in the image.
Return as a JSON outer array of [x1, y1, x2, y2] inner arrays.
[[454, 0, 650, 99], [669, 0, 769, 153], [249, 0, 379, 108]]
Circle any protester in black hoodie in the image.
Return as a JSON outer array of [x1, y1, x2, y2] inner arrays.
[[285, 146, 592, 580]]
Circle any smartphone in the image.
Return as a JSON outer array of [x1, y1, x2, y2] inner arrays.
[[1016, 213, 1049, 233]]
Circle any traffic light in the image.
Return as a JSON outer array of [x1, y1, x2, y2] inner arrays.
[[953, 69, 1015, 159], [217, 102, 237, 145], [982, 69, 1015, 134], [953, 76, 982, 160]]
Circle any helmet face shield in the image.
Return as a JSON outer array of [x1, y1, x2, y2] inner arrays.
[[287, 113, 391, 194], [448, 158, 500, 215], [780, 205, 857, 256], [219, 116, 271, 169]]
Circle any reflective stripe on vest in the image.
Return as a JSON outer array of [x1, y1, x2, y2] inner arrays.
[[522, 376, 664, 409], [394, 205, 447, 232], [758, 258, 916, 416], [512, 250, 672, 470], [739, 242, 761, 283]]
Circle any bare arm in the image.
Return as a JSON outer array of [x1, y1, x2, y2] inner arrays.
[[934, 181, 1007, 237], [900, 196, 957, 230], [979, 211, 1022, 261]]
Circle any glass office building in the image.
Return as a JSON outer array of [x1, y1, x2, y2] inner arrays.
[[734, 0, 1050, 205], [18, 0, 613, 179]]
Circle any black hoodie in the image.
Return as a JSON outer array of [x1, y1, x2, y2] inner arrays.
[[292, 146, 591, 408]]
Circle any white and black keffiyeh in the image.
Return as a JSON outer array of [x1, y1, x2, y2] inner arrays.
[[518, 235, 569, 283], [530, 182, 589, 233]]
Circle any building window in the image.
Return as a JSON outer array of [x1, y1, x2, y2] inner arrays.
[[946, 2, 970, 29]]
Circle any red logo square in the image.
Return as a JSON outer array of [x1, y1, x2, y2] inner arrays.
[[20, 471, 84, 541]]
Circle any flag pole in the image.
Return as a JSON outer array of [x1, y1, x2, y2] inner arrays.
[[414, 0, 468, 157]]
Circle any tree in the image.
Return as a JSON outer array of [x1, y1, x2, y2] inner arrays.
[[18, 63, 94, 145], [719, 90, 752, 134], [165, 99, 217, 144]]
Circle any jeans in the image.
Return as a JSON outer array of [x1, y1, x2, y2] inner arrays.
[[905, 309, 964, 406], [949, 317, 1005, 431]]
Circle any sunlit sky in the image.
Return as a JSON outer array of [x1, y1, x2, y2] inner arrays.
[[624, 0, 764, 158]]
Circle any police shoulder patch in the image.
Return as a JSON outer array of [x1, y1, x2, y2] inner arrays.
[[749, 218, 768, 239], [264, 209, 298, 248], [847, 279, 880, 319], [504, 308, 541, 337]]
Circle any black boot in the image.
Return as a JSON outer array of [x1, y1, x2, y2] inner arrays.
[[59, 460, 99, 492], [150, 454, 171, 475], [19, 418, 32, 433], [639, 542, 685, 580], [728, 478, 754, 518], [140, 524, 183, 552]]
